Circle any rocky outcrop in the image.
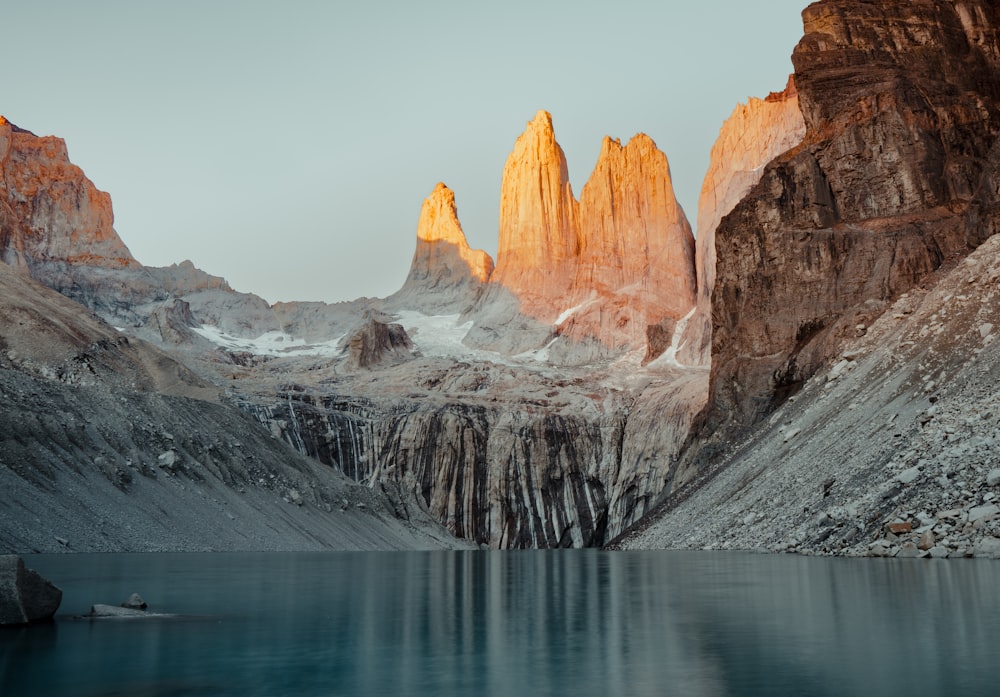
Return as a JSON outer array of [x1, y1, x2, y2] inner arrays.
[[390, 183, 494, 313], [491, 111, 580, 320], [0, 116, 136, 271], [346, 318, 413, 369], [562, 134, 696, 355], [483, 111, 697, 359], [0, 556, 62, 625], [706, 0, 1000, 431], [681, 77, 806, 366], [617, 233, 1000, 558]]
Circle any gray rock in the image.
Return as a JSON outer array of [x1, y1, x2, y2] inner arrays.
[[987, 469, 1000, 487], [928, 546, 951, 558], [968, 504, 1000, 522], [897, 467, 922, 485], [0, 555, 62, 625], [869, 540, 893, 557], [121, 593, 147, 610], [896, 542, 921, 558], [157, 449, 180, 472], [89, 604, 149, 618], [973, 537, 1000, 559]]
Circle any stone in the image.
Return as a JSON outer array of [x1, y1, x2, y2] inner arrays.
[[886, 521, 912, 535], [869, 540, 893, 557], [968, 504, 1000, 522], [917, 529, 936, 551], [973, 537, 1000, 559], [487, 111, 697, 357], [986, 469, 1000, 487], [158, 450, 180, 472], [0, 555, 62, 625], [346, 318, 413, 369], [89, 604, 149, 618], [121, 593, 147, 610], [896, 542, 921, 558], [491, 110, 581, 319], [927, 546, 950, 559], [897, 467, 921, 485]]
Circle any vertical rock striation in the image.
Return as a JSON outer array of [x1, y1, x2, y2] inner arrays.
[[707, 0, 1000, 430], [564, 134, 696, 354]]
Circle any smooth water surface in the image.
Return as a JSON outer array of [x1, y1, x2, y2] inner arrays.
[[3, 551, 999, 696]]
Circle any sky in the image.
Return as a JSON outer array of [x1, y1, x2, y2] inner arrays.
[[5, 1, 808, 304]]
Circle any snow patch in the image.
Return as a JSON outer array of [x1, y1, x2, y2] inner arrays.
[[647, 306, 697, 369], [193, 325, 346, 357], [393, 311, 506, 362]]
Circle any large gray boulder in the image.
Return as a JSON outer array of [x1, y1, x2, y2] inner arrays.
[[0, 555, 62, 625]]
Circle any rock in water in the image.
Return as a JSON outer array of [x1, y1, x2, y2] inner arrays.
[[122, 593, 148, 610], [0, 555, 62, 625]]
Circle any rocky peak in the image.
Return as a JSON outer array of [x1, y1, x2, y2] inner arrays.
[[1, 117, 137, 271], [390, 182, 494, 314], [414, 182, 494, 282], [561, 132, 696, 353], [491, 110, 580, 318]]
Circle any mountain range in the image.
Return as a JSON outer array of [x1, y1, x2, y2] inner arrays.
[[2, 0, 999, 558]]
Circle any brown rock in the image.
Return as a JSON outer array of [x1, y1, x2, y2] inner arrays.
[[887, 521, 913, 535], [706, 0, 1000, 429], [347, 318, 413, 369]]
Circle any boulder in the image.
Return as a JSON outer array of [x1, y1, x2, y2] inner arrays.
[[0, 555, 62, 625], [121, 593, 147, 610]]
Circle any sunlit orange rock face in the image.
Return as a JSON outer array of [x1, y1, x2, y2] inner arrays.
[[489, 110, 696, 355], [491, 110, 580, 318], [680, 77, 806, 365], [413, 182, 494, 283], [0, 116, 136, 269]]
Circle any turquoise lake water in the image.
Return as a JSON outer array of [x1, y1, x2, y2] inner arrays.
[[2, 550, 999, 696]]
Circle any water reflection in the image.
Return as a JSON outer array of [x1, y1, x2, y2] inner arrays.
[[3, 551, 999, 696]]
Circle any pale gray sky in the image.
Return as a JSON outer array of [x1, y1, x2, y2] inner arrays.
[[5, 1, 807, 303]]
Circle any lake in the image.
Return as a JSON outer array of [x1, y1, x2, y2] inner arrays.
[[2, 550, 999, 696]]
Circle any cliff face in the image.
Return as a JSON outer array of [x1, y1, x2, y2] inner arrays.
[[680, 78, 806, 366], [0, 116, 136, 270], [249, 366, 705, 548], [491, 111, 580, 319], [707, 0, 1000, 429], [483, 111, 696, 358]]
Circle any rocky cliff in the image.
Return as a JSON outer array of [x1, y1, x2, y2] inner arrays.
[[706, 0, 1000, 431], [0, 116, 136, 271], [390, 182, 494, 314], [681, 77, 806, 366], [477, 111, 697, 361]]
